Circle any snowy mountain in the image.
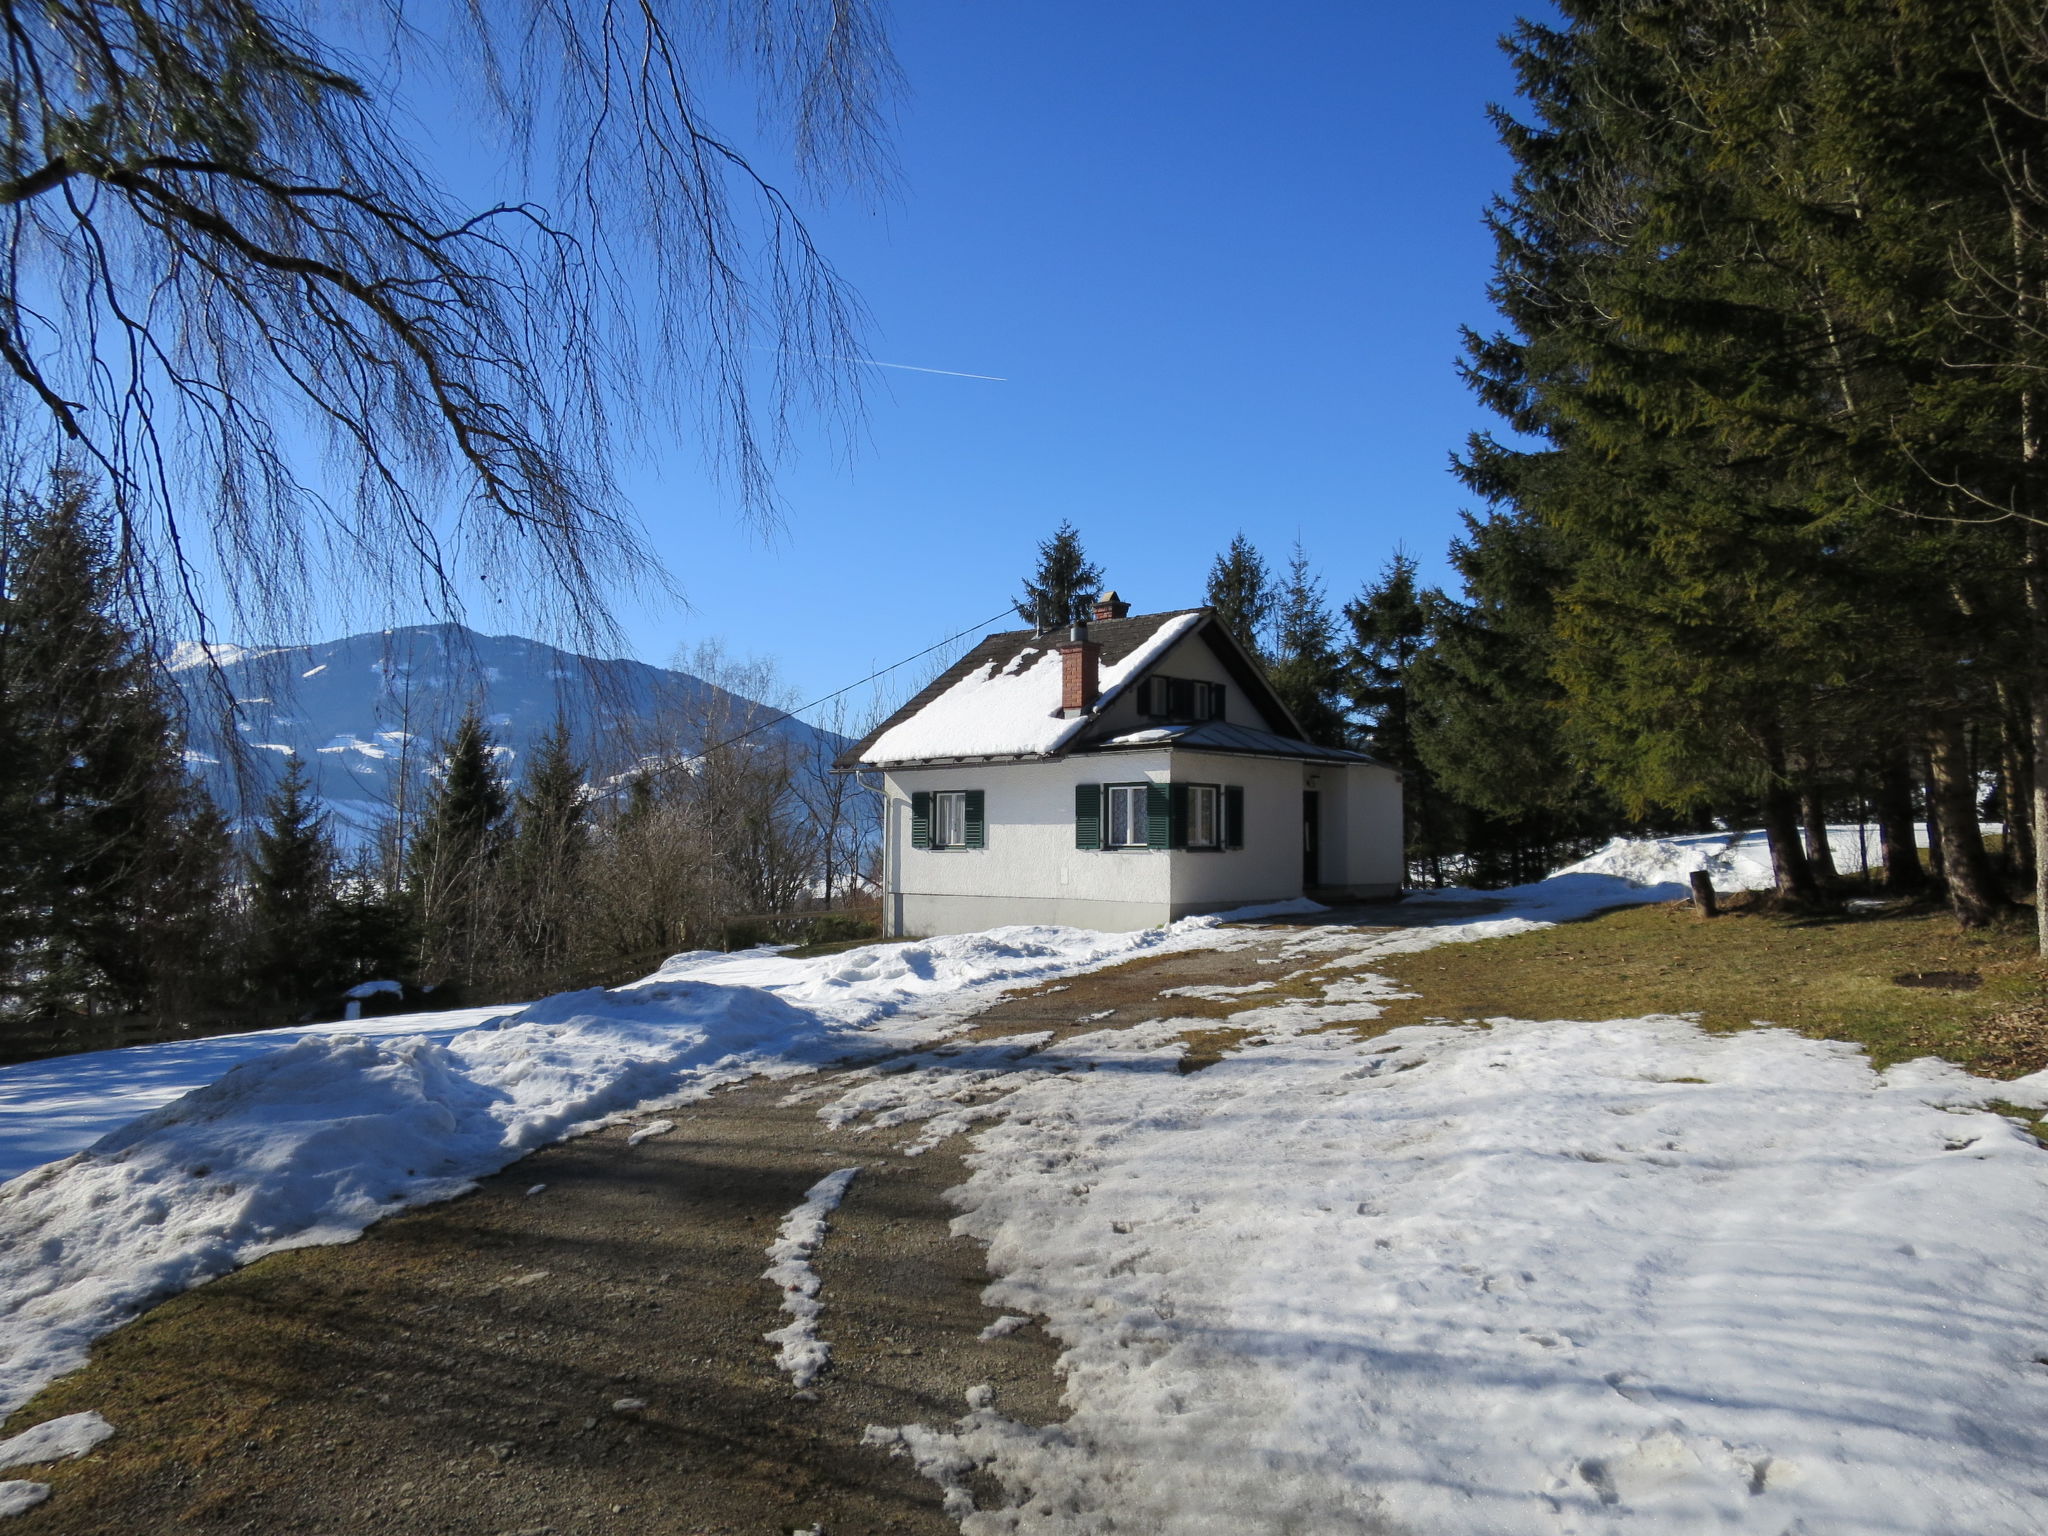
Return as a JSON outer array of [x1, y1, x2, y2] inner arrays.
[[172, 624, 838, 848]]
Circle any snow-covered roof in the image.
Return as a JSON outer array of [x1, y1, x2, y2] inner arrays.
[[1084, 719, 1384, 766], [854, 610, 1203, 766]]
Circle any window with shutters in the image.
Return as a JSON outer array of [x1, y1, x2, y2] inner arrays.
[[1140, 676, 1225, 722], [1106, 783, 1150, 847], [1184, 783, 1220, 849], [914, 788, 984, 849]]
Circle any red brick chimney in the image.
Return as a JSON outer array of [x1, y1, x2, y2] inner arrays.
[[1092, 590, 1130, 621], [1058, 620, 1100, 715]]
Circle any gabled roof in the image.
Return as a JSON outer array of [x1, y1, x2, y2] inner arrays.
[[838, 609, 1203, 768], [836, 606, 1364, 770]]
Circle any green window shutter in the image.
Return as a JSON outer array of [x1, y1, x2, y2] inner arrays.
[[1224, 785, 1245, 848], [1074, 783, 1102, 849], [1168, 782, 1189, 850], [964, 789, 986, 848], [910, 791, 932, 849], [1146, 782, 1173, 849]]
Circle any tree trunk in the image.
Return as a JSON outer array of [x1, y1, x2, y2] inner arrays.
[[2029, 521, 2048, 956], [1761, 782, 1817, 902], [1928, 717, 2005, 928], [1874, 752, 1929, 894], [1999, 711, 2034, 884], [1922, 751, 1947, 883], [1800, 787, 1839, 884]]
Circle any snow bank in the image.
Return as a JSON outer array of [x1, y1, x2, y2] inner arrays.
[[0, 980, 837, 1414], [0, 910, 1275, 1418], [856, 1004, 2048, 1534], [1551, 822, 1972, 892]]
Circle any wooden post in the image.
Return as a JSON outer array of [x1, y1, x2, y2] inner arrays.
[[1689, 870, 1718, 918]]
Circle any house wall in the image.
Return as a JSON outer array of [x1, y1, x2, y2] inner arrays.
[[1313, 760, 1404, 898], [881, 748, 1404, 939], [1090, 628, 1284, 735], [1163, 751, 1310, 913], [883, 753, 1175, 936]]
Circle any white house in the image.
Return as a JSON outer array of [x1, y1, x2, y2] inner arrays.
[[837, 594, 1403, 937]]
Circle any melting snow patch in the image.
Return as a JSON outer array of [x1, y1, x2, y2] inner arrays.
[[625, 1119, 675, 1147], [0, 1482, 49, 1518], [865, 1007, 2048, 1535], [762, 1167, 861, 1388], [0, 1412, 114, 1471]]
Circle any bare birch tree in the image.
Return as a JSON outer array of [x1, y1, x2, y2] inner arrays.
[[0, 0, 897, 650]]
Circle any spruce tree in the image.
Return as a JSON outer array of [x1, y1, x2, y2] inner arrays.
[[1267, 543, 1347, 745], [1205, 534, 1274, 659], [1017, 521, 1105, 631], [245, 756, 339, 1012], [406, 704, 510, 991], [1345, 552, 1439, 875], [0, 470, 231, 1024], [504, 718, 588, 994]]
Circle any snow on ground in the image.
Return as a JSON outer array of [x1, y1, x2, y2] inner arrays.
[[0, 1411, 112, 1471], [763, 1167, 863, 1388], [841, 886, 2048, 1534], [1551, 821, 1987, 892], [0, 912, 1291, 1418]]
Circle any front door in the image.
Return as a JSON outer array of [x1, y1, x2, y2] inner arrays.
[[1302, 790, 1321, 886]]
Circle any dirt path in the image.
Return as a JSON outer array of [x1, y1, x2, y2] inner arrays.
[[1, 920, 1403, 1535]]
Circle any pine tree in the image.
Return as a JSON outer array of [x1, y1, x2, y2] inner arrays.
[[244, 756, 339, 1012], [1017, 521, 1105, 631], [0, 470, 231, 1024], [1205, 534, 1274, 659], [327, 858, 414, 994], [1344, 552, 1440, 874], [406, 704, 510, 991], [504, 718, 588, 994], [1268, 543, 1347, 745]]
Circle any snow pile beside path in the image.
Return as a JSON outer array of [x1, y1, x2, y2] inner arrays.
[[0, 910, 1273, 1418], [875, 1015, 2048, 1535], [0, 979, 833, 1416]]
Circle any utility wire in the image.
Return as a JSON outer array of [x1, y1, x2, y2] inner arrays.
[[695, 603, 1023, 759]]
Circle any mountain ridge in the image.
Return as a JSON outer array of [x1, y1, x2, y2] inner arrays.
[[174, 623, 839, 848]]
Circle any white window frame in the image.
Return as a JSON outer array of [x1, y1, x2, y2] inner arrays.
[[931, 789, 967, 849], [1184, 783, 1220, 849], [1106, 783, 1149, 848]]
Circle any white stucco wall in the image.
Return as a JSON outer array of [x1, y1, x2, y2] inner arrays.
[[879, 747, 1403, 938], [883, 754, 1175, 936], [1162, 751, 1307, 912], [1091, 628, 1284, 735], [1315, 760, 1404, 896]]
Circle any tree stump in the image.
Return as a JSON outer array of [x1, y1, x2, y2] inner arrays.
[[1689, 870, 1718, 918]]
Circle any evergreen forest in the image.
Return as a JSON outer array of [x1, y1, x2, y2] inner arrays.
[[1054, 1, 2048, 948]]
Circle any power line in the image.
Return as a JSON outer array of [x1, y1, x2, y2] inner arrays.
[[695, 603, 1022, 759]]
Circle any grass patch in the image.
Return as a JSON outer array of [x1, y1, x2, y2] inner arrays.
[[1365, 895, 2048, 1077]]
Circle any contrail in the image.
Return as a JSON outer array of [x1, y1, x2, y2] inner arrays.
[[765, 346, 1005, 382], [850, 356, 1007, 382]]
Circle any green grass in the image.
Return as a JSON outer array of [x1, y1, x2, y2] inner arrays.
[[1363, 893, 2048, 1079]]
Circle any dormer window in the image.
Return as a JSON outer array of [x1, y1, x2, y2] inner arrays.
[[1139, 676, 1225, 722]]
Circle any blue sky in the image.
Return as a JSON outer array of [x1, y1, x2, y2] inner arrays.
[[451, 2, 1539, 715]]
